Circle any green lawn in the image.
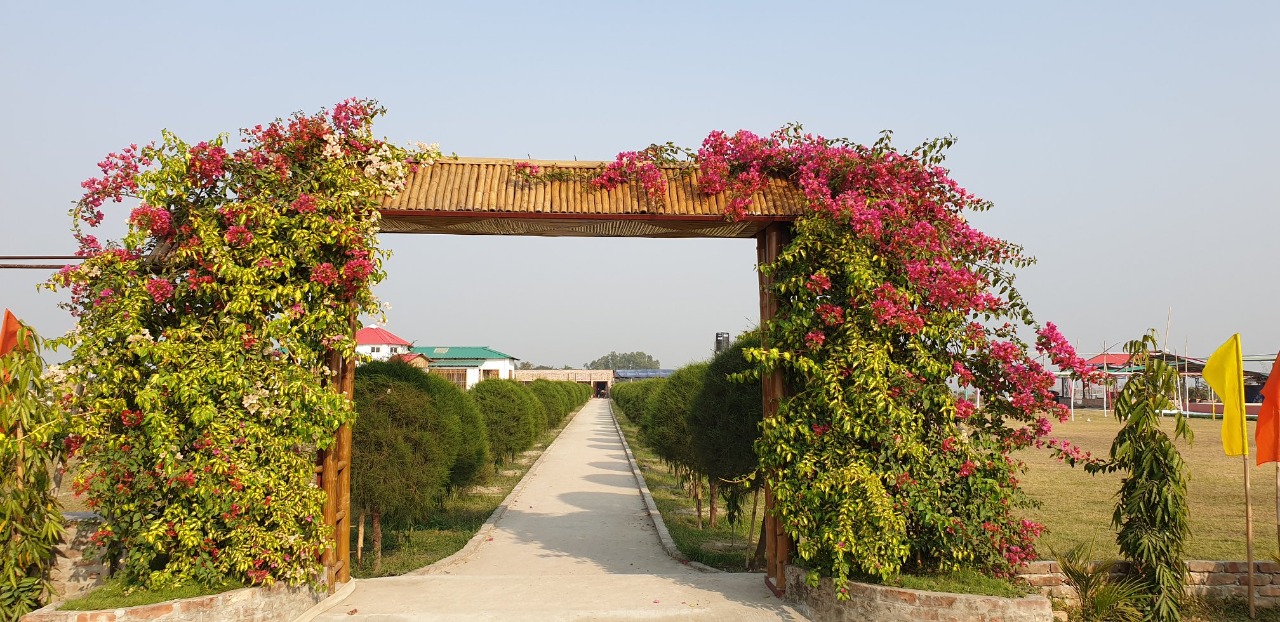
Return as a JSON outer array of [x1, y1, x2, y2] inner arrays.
[[58, 577, 246, 611], [1020, 410, 1279, 562]]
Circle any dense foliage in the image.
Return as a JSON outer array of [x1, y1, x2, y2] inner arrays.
[[351, 374, 456, 570], [610, 379, 665, 425], [44, 100, 439, 588], [1067, 333, 1191, 622], [691, 332, 763, 492], [529, 125, 1091, 594], [639, 364, 707, 471], [356, 361, 490, 494], [1, 321, 62, 620], [528, 379, 570, 429], [469, 379, 545, 464]]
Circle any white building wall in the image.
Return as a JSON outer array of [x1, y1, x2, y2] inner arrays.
[[356, 343, 410, 362]]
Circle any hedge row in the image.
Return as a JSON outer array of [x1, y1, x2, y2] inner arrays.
[[350, 362, 591, 568], [471, 378, 590, 465], [611, 332, 763, 528]]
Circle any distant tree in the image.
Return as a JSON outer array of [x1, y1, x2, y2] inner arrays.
[[585, 351, 660, 370], [517, 361, 557, 370]]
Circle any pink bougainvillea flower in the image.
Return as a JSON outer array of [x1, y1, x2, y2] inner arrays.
[[806, 273, 832, 293], [188, 141, 228, 186], [310, 262, 339, 286], [290, 193, 318, 214], [145, 278, 174, 304], [805, 330, 826, 348], [129, 204, 173, 237], [225, 225, 253, 248]]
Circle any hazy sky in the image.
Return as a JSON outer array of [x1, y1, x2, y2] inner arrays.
[[2, 2, 1276, 369]]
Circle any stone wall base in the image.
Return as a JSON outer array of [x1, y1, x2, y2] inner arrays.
[[783, 565, 1053, 622], [1017, 560, 1280, 608], [21, 583, 326, 622]]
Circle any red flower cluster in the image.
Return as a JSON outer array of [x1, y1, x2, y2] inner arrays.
[[129, 204, 173, 237], [121, 410, 143, 427], [146, 278, 174, 304], [224, 225, 253, 248], [290, 193, 318, 214], [805, 272, 831, 293], [188, 141, 228, 186]]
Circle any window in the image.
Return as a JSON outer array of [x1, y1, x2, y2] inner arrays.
[[370, 346, 381, 353], [482, 369, 499, 380], [430, 368, 468, 390]]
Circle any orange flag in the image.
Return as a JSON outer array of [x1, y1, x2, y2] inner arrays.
[[1259, 355, 1280, 465], [0, 309, 19, 357]]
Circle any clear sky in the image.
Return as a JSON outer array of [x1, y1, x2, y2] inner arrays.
[[2, 1, 1276, 369]]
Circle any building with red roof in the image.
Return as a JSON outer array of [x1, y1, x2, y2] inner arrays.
[[356, 325, 413, 362]]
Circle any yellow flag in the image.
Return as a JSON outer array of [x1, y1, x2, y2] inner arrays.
[[1204, 333, 1248, 456]]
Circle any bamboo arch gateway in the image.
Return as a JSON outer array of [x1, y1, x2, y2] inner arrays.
[[319, 157, 803, 594]]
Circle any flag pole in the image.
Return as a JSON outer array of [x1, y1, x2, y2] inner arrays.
[[1245, 454, 1256, 619]]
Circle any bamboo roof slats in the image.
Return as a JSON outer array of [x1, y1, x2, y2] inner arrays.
[[377, 157, 806, 238]]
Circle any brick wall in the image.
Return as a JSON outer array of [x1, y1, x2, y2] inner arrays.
[[783, 565, 1053, 622], [1017, 560, 1280, 607], [22, 583, 325, 622]]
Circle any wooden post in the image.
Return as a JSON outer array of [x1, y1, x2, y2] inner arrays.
[[757, 222, 792, 595], [1245, 455, 1256, 619], [319, 350, 339, 589], [319, 315, 358, 590]]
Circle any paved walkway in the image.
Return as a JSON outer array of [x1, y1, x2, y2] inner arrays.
[[311, 399, 805, 621]]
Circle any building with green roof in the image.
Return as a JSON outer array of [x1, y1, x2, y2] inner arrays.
[[411, 346, 519, 390]]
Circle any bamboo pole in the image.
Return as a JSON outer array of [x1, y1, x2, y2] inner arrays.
[[15, 422, 23, 490], [1245, 455, 1256, 619], [746, 486, 760, 570]]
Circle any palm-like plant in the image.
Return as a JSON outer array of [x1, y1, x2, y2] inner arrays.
[[1056, 542, 1145, 622]]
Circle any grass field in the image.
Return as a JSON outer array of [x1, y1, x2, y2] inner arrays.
[[1020, 409, 1279, 562]]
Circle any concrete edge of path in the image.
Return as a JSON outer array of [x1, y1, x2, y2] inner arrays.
[[290, 577, 356, 622], [403, 402, 587, 576], [607, 399, 721, 574]]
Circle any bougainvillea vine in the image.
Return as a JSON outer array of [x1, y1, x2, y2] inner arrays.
[[527, 125, 1093, 596], [45, 100, 439, 589]]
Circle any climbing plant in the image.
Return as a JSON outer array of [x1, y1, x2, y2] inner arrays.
[[522, 126, 1092, 595], [44, 100, 439, 589], [1, 320, 63, 620]]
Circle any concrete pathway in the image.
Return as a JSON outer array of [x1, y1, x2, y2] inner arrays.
[[311, 399, 805, 621]]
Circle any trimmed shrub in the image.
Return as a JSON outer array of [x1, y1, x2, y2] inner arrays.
[[611, 378, 661, 423], [357, 361, 490, 493], [692, 332, 764, 527], [471, 379, 543, 464], [352, 373, 459, 568], [529, 379, 569, 428], [641, 364, 708, 470], [692, 332, 763, 485]]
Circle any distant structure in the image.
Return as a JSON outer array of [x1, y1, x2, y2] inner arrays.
[[514, 369, 613, 398], [355, 325, 412, 362], [715, 332, 732, 356], [412, 346, 518, 390], [613, 369, 676, 382]]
